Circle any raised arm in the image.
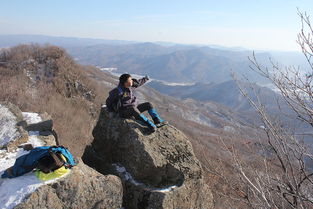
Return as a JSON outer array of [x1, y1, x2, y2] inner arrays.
[[132, 75, 149, 88]]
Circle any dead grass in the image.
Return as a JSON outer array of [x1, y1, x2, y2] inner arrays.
[[0, 44, 103, 156]]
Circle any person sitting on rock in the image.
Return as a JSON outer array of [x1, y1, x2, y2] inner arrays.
[[106, 73, 168, 132]]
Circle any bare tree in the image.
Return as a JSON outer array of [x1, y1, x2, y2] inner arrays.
[[228, 10, 313, 209]]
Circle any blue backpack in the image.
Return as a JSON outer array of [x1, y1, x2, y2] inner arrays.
[[1, 146, 75, 179]]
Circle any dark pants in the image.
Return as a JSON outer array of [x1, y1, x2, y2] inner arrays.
[[119, 102, 153, 120]]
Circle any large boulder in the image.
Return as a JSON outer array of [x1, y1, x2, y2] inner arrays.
[[83, 107, 213, 209], [0, 103, 123, 209], [15, 159, 123, 209], [0, 102, 28, 150], [0, 102, 57, 151]]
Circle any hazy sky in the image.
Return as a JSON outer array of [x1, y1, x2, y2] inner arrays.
[[1, 0, 313, 51]]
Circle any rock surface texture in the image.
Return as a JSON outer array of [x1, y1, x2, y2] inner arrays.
[[0, 103, 123, 209], [15, 159, 123, 209], [83, 107, 213, 209]]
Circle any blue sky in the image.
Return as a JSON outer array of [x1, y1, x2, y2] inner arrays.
[[1, 0, 313, 51]]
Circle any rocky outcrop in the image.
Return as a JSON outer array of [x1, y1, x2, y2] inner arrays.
[[0, 103, 124, 209], [0, 102, 28, 150], [83, 107, 213, 209], [0, 102, 57, 151], [15, 159, 123, 209], [23, 111, 58, 147]]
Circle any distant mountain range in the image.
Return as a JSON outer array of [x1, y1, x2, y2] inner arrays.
[[147, 79, 278, 112], [0, 34, 137, 47], [0, 34, 308, 86], [66, 42, 274, 84]]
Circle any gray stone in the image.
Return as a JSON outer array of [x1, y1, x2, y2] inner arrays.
[[83, 107, 213, 209], [15, 159, 123, 209], [26, 119, 53, 132]]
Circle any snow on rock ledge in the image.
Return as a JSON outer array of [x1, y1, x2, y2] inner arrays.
[[14, 159, 123, 209], [0, 103, 123, 209], [0, 104, 56, 209]]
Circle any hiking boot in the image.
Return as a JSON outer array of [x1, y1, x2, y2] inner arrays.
[[148, 109, 168, 127], [138, 114, 157, 132], [152, 117, 169, 128], [148, 124, 157, 132]]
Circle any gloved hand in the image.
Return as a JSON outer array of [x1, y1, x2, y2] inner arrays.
[[144, 75, 150, 80]]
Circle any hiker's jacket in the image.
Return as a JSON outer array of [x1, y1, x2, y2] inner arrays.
[[1, 146, 75, 179], [106, 77, 149, 112]]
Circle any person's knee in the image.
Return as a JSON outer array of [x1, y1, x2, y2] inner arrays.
[[146, 102, 154, 109], [119, 107, 140, 118], [131, 108, 142, 120]]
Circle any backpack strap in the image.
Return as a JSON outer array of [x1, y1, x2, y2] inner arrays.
[[36, 148, 66, 173], [49, 149, 66, 168], [49, 146, 76, 168], [114, 86, 124, 112], [117, 86, 123, 95]]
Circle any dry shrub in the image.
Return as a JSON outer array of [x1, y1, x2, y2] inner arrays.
[[0, 44, 103, 156]]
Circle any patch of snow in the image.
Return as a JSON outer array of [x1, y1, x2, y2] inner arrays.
[[0, 174, 55, 209], [99, 67, 118, 72], [114, 163, 141, 186], [0, 105, 19, 147], [0, 110, 65, 209], [112, 163, 178, 193], [101, 80, 115, 87], [0, 162, 69, 209], [0, 149, 29, 174], [0, 141, 46, 209], [157, 80, 195, 86], [155, 185, 177, 192], [22, 112, 42, 124], [181, 110, 213, 127], [25, 70, 35, 83], [256, 82, 281, 93], [27, 135, 45, 147], [223, 126, 236, 133], [99, 68, 121, 78]]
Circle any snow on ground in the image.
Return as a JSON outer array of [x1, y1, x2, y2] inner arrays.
[[0, 110, 64, 209], [0, 148, 56, 209], [101, 80, 116, 87], [0, 105, 19, 147], [180, 109, 214, 127], [22, 112, 42, 124], [112, 163, 177, 193]]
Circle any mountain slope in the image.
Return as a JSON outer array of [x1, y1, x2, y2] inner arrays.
[[67, 42, 271, 84], [147, 79, 279, 112], [0, 44, 278, 208]]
